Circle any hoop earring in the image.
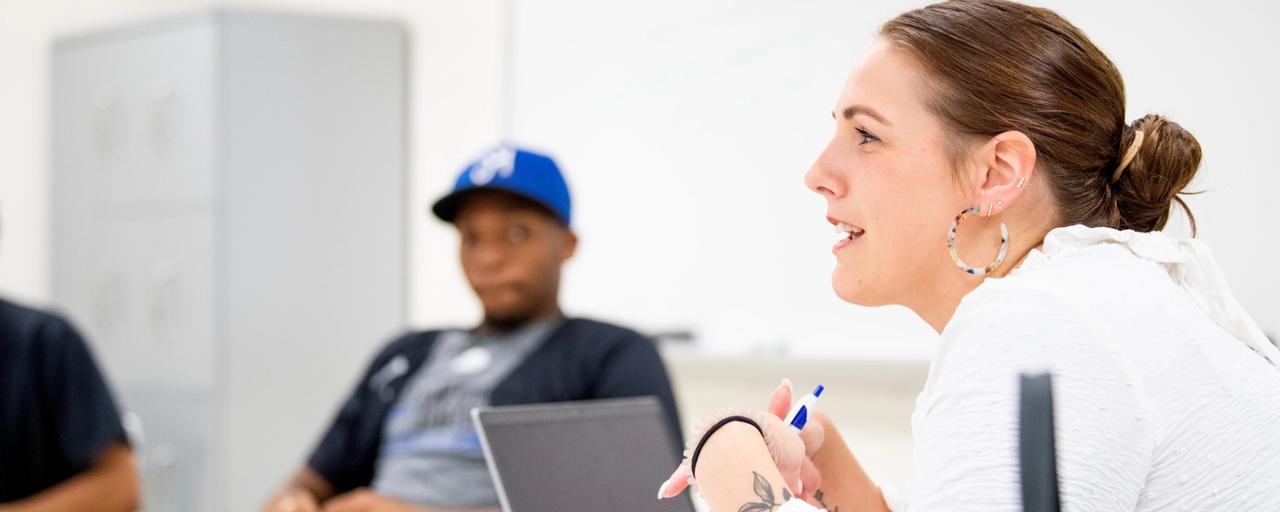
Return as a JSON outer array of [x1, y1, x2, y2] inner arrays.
[[947, 206, 1009, 276]]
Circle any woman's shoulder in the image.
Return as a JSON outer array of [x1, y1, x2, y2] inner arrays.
[[943, 279, 1113, 369], [960, 226, 1185, 329], [936, 248, 1148, 392]]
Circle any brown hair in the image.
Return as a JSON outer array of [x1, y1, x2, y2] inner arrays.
[[881, 0, 1201, 233]]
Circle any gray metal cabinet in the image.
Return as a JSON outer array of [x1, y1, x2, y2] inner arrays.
[[52, 9, 406, 511]]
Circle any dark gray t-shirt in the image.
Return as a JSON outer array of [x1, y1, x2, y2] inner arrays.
[[371, 319, 557, 508], [0, 299, 127, 502]]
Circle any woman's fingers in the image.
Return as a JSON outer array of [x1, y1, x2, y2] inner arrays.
[[767, 379, 794, 418], [657, 460, 694, 499], [756, 412, 807, 500], [780, 452, 805, 498], [799, 457, 823, 500], [798, 414, 826, 457], [768, 378, 825, 456]]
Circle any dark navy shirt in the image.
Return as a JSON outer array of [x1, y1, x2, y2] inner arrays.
[[307, 317, 683, 495], [0, 299, 127, 502]]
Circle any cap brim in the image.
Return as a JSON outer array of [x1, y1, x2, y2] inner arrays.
[[430, 188, 475, 223], [430, 186, 566, 225]]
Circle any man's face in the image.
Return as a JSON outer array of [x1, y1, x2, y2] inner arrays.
[[454, 190, 576, 327]]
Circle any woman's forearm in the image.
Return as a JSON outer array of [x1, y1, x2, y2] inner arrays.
[[806, 414, 891, 512], [693, 421, 797, 511]]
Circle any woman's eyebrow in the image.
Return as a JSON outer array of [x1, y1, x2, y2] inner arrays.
[[831, 104, 892, 126]]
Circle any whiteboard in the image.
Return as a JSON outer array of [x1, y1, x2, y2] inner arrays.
[[509, 0, 1280, 359]]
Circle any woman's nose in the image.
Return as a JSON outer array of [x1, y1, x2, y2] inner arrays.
[[804, 143, 845, 198]]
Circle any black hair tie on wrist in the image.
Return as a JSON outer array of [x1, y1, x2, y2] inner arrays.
[[690, 415, 765, 478]]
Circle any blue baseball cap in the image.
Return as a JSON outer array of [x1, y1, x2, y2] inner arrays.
[[431, 143, 572, 226]]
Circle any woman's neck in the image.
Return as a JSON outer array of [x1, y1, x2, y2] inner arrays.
[[913, 229, 1048, 334]]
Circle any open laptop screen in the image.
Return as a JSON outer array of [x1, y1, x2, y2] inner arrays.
[[473, 397, 695, 512]]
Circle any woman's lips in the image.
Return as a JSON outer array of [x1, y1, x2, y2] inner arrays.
[[832, 230, 864, 253], [831, 221, 865, 253]]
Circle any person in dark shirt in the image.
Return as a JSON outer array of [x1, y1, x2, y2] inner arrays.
[[263, 145, 682, 512], [0, 298, 139, 511]]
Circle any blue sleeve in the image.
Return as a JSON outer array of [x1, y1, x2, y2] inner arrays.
[[590, 332, 684, 453], [37, 314, 128, 472]]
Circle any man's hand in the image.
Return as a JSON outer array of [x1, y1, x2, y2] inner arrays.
[[321, 489, 422, 512], [263, 489, 321, 512], [319, 490, 501, 512], [262, 466, 336, 512]]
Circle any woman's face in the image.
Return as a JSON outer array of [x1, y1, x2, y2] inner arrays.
[[805, 40, 973, 309]]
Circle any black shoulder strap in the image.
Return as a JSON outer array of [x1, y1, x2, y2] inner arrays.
[[1019, 372, 1062, 512]]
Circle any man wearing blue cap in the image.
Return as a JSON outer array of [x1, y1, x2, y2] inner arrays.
[[263, 145, 681, 512]]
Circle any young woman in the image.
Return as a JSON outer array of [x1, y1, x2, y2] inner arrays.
[[658, 1, 1280, 510]]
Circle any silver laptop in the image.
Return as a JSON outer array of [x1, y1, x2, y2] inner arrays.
[[472, 397, 696, 512]]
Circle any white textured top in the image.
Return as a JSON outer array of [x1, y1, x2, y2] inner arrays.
[[782, 225, 1280, 511]]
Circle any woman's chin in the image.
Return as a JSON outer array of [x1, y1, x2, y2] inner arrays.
[[831, 268, 879, 306]]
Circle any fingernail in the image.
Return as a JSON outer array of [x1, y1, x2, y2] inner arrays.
[[657, 479, 671, 499], [782, 378, 793, 394], [797, 480, 804, 497]]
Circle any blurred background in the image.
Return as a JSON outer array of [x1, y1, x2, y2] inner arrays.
[[1, 0, 1277, 510]]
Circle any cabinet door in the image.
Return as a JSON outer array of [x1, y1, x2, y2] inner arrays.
[[85, 216, 218, 394], [53, 18, 223, 393], [52, 19, 219, 212]]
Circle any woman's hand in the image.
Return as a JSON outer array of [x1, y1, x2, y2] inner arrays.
[[658, 379, 826, 501]]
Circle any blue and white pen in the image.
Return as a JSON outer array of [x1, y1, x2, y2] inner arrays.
[[783, 384, 825, 430]]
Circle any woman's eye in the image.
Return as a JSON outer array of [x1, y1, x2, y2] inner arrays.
[[856, 127, 879, 145]]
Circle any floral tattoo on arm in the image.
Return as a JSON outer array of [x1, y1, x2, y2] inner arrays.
[[738, 471, 792, 512]]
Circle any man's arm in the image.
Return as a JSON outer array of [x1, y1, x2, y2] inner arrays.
[[263, 333, 434, 511], [591, 331, 684, 444], [0, 442, 138, 512], [6, 313, 137, 511]]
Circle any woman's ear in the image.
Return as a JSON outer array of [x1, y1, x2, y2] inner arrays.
[[976, 130, 1037, 216]]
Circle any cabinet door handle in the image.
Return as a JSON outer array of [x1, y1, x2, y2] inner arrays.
[[95, 265, 124, 342], [148, 260, 179, 344], [92, 85, 118, 157], [148, 78, 175, 151]]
